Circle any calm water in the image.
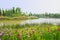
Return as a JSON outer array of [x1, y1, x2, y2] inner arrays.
[[0, 18, 60, 26], [20, 18, 60, 25]]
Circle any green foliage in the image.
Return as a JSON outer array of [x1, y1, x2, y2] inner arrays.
[[29, 13, 60, 18], [0, 7, 25, 17], [0, 7, 60, 18], [0, 24, 60, 40]]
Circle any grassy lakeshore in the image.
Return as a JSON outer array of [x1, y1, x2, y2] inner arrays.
[[0, 7, 60, 40], [0, 24, 60, 40], [0, 20, 23, 25]]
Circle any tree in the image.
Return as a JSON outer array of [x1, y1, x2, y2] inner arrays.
[[29, 12, 32, 16], [0, 9, 1, 16], [16, 7, 21, 14], [12, 7, 15, 14], [2, 9, 5, 16]]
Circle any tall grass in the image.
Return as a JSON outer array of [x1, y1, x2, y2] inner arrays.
[[0, 24, 60, 40]]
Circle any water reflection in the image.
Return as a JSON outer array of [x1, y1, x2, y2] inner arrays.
[[0, 18, 60, 26], [20, 18, 60, 25]]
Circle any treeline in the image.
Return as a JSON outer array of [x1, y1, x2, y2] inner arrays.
[[0, 7, 26, 17], [28, 12, 60, 18], [0, 7, 60, 18]]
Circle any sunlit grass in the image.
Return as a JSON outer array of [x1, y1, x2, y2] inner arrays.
[[0, 20, 24, 25], [0, 24, 60, 40]]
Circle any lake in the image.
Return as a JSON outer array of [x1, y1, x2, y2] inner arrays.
[[20, 18, 60, 25], [0, 18, 60, 26]]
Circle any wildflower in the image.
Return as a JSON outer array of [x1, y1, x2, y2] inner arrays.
[[9, 33, 12, 36], [0, 31, 3, 36], [15, 29, 18, 32], [27, 35, 30, 38], [30, 28, 33, 30], [4, 32, 9, 36], [40, 32, 42, 35], [6, 33, 9, 36], [57, 28, 60, 31], [25, 28, 28, 30], [17, 33, 21, 39], [6, 28, 9, 30], [0, 38, 1, 40], [32, 30, 35, 33], [48, 27, 51, 32], [28, 32, 32, 36], [38, 31, 42, 36]]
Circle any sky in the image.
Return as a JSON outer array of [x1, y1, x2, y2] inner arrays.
[[0, 0, 60, 13]]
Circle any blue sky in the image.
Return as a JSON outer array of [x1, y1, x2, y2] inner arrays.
[[0, 0, 60, 13]]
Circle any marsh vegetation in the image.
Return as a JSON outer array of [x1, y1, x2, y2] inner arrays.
[[0, 24, 60, 40], [0, 7, 60, 40]]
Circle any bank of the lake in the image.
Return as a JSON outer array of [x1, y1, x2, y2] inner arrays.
[[0, 18, 60, 26], [0, 18, 60, 40]]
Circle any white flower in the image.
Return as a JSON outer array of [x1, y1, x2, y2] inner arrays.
[[0, 38, 1, 40], [0, 31, 3, 36]]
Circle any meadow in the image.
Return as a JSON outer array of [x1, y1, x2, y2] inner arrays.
[[0, 7, 60, 40], [0, 23, 60, 40]]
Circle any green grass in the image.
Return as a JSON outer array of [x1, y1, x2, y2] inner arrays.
[[0, 20, 24, 25], [0, 24, 60, 40]]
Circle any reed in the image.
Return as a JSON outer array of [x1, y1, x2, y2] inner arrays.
[[0, 23, 60, 40]]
